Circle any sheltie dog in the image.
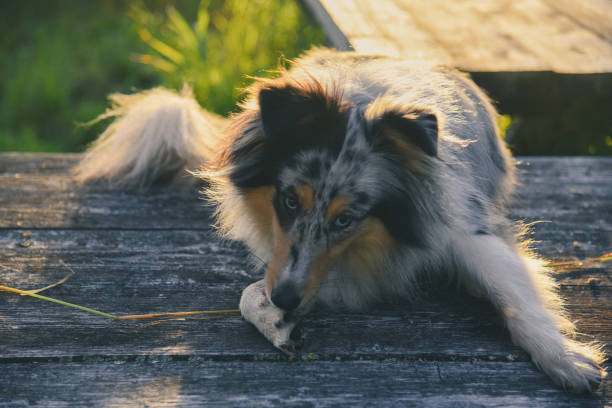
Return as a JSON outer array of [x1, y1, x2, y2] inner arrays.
[[74, 48, 604, 392]]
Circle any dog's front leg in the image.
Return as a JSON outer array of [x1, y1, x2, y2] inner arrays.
[[452, 234, 605, 393], [239, 280, 304, 355]]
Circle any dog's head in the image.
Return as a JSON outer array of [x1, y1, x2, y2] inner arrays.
[[204, 78, 439, 311]]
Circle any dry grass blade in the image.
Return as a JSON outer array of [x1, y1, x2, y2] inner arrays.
[[0, 264, 241, 325], [1, 283, 241, 322], [5, 259, 76, 295], [25, 260, 75, 294], [119, 315, 233, 334], [549, 252, 612, 272], [114, 309, 240, 320], [0, 284, 116, 319], [26, 272, 73, 294], [1, 259, 241, 325]]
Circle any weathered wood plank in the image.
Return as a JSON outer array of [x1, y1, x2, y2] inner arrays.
[[0, 153, 610, 404], [0, 175, 211, 229], [0, 360, 607, 407], [0, 302, 525, 363], [1, 156, 611, 239], [0, 152, 80, 174], [0, 229, 525, 361], [1, 286, 608, 363], [0, 229, 609, 360], [310, 0, 612, 73], [542, 0, 612, 42], [396, 0, 612, 73], [303, 0, 454, 63], [509, 158, 612, 263], [0, 228, 608, 286], [0, 153, 210, 229]]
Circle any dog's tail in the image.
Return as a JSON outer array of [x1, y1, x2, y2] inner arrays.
[[73, 85, 225, 188]]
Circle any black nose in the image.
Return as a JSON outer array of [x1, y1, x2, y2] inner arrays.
[[270, 284, 302, 311]]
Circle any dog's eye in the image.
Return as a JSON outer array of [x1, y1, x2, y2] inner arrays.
[[333, 213, 352, 229], [284, 194, 299, 211]]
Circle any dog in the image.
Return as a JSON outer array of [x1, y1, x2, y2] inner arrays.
[[75, 48, 605, 393]]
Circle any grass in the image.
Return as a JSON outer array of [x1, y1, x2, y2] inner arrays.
[[0, 265, 241, 322], [0, 0, 324, 152], [0, 1, 158, 152], [130, 0, 326, 114]]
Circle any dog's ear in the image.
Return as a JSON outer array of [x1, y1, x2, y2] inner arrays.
[[368, 103, 438, 158], [258, 81, 341, 141], [227, 82, 345, 190]]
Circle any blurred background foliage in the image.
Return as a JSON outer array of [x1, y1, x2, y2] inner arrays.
[[0, 0, 324, 152], [0, 0, 610, 155], [130, 0, 325, 114]]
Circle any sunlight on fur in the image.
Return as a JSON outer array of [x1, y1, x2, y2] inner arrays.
[[74, 85, 224, 187]]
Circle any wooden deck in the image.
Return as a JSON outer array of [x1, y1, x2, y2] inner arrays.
[[0, 153, 610, 406], [303, 0, 612, 73]]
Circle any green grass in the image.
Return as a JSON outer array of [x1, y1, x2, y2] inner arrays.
[[130, 0, 326, 114], [0, 0, 325, 152]]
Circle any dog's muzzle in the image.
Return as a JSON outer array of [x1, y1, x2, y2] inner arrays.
[[270, 282, 302, 311]]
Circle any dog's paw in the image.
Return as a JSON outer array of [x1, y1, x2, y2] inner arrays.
[[535, 340, 606, 393]]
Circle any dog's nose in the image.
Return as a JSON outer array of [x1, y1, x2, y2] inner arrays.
[[270, 284, 301, 311]]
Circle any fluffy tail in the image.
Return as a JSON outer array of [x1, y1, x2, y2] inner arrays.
[[73, 85, 226, 188]]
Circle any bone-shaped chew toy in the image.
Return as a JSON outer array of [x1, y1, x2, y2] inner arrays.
[[239, 280, 299, 355]]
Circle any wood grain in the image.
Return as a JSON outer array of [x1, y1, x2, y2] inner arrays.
[[312, 0, 612, 73], [542, 0, 612, 42], [0, 361, 606, 407], [0, 153, 610, 405]]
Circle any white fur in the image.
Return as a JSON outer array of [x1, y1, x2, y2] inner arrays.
[[74, 85, 225, 187], [452, 233, 605, 392]]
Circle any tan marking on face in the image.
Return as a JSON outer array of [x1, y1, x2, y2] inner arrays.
[[242, 186, 276, 240], [295, 184, 314, 211], [384, 128, 422, 170], [264, 214, 293, 297], [342, 217, 395, 281], [302, 251, 336, 302], [302, 217, 395, 301], [326, 196, 350, 220]]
